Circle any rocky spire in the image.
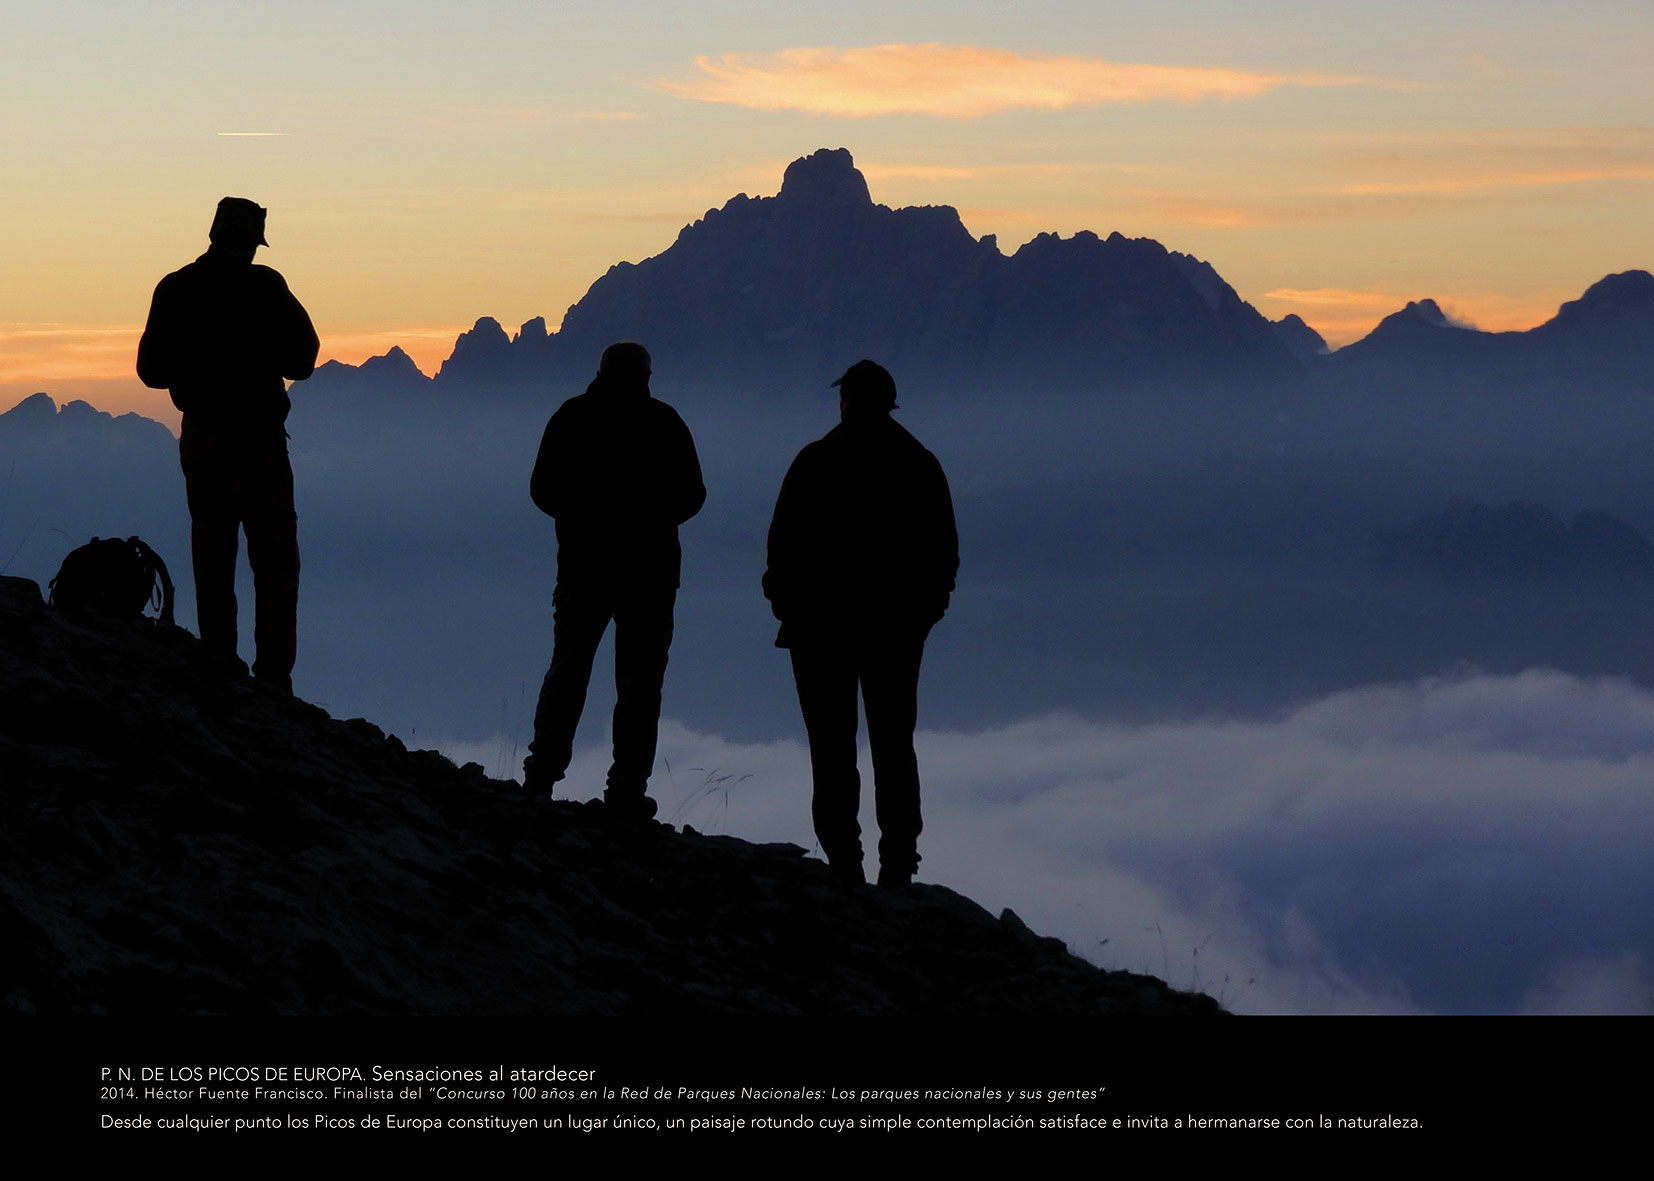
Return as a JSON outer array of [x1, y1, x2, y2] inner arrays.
[[776, 147, 873, 208]]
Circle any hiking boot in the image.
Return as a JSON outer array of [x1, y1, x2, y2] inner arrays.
[[876, 866, 913, 890], [203, 651, 250, 679], [603, 792, 658, 825], [520, 754, 563, 798], [830, 859, 867, 887], [254, 671, 293, 696]]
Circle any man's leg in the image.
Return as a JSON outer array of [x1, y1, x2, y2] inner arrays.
[[790, 642, 865, 880], [180, 445, 242, 669], [861, 632, 925, 886], [242, 446, 300, 689], [525, 579, 610, 790], [608, 584, 675, 812]]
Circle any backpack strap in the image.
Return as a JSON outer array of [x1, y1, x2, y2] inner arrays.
[[128, 536, 175, 626]]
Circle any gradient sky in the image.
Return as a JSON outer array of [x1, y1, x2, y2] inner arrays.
[[3, 1, 1649, 422]]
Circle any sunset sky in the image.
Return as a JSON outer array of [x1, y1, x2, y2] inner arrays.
[[3, 0, 1649, 422]]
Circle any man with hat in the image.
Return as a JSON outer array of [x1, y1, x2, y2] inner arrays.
[[138, 197, 319, 692], [763, 360, 958, 887], [523, 341, 706, 822]]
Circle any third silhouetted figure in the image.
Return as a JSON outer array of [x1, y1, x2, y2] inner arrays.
[[524, 342, 705, 821], [137, 197, 319, 693], [764, 360, 958, 888]]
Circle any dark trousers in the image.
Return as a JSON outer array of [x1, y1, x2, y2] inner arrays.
[[789, 631, 926, 876], [529, 577, 676, 797], [180, 432, 299, 681]]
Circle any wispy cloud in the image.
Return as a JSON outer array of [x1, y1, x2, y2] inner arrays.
[[0, 323, 142, 383], [1263, 288, 1405, 310], [654, 43, 1389, 118]]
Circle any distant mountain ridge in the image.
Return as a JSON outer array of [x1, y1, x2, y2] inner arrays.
[[1321, 271, 1654, 394], [314, 148, 1307, 399], [1373, 499, 1654, 584], [303, 148, 1651, 405]]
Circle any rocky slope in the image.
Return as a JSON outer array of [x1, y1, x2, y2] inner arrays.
[[0, 576, 1218, 1016]]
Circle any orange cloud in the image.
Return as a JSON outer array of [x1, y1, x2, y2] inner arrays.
[[1263, 289, 1404, 310], [655, 44, 1378, 118], [0, 324, 142, 384]]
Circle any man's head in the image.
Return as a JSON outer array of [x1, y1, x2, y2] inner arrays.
[[832, 359, 897, 420], [208, 197, 269, 258], [598, 341, 652, 390]]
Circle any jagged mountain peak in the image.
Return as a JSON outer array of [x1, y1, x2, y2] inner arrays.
[[0, 391, 174, 447], [415, 149, 1306, 392], [1553, 269, 1654, 323], [776, 147, 872, 208], [359, 345, 427, 381], [1271, 313, 1330, 361], [1407, 298, 1451, 327], [1, 391, 57, 424], [436, 316, 514, 381], [1359, 297, 1468, 342]]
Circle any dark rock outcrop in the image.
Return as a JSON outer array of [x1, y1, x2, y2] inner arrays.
[[0, 576, 1219, 1016]]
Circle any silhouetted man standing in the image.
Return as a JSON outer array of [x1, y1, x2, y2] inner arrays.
[[524, 342, 705, 821], [764, 360, 958, 887], [137, 197, 319, 693]]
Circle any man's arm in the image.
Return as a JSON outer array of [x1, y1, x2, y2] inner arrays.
[[135, 279, 176, 392], [921, 453, 959, 624], [664, 408, 707, 526], [264, 269, 319, 381], [762, 449, 817, 623], [530, 404, 572, 519]]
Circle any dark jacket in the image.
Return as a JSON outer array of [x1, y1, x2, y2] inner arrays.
[[137, 251, 319, 439], [530, 375, 706, 588], [764, 414, 958, 647]]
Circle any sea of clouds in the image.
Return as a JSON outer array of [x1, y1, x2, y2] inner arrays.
[[437, 668, 1653, 1016]]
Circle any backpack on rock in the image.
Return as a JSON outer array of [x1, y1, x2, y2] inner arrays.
[[47, 536, 176, 626]]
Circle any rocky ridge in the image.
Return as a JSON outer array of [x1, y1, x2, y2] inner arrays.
[[0, 576, 1219, 1016], [302, 149, 1652, 408]]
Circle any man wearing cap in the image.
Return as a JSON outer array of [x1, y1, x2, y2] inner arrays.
[[138, 197, 319, 693], [523, 341, 706, 822], [764, 360, 958, 888]]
